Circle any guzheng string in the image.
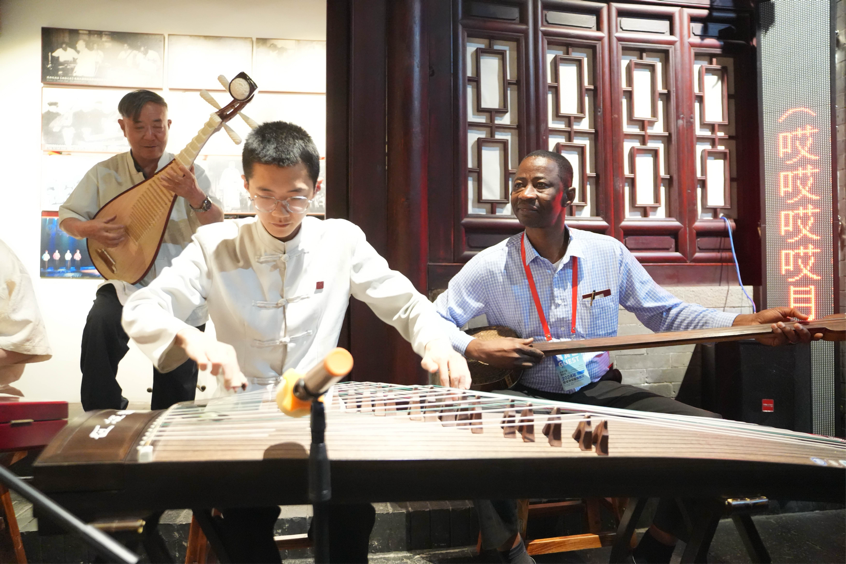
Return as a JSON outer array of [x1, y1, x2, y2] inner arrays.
[[148, 382, 834, 445], [141, 383, 846, 461]]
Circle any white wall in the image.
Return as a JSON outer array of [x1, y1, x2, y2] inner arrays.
[[0, 0, 326, 402]]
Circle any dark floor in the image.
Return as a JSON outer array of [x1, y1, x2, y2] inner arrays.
[[387, 509, 846, 563], [12, 493, 845, 563]]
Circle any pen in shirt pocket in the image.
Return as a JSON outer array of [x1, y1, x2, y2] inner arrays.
[[581, 289, 611, 306]]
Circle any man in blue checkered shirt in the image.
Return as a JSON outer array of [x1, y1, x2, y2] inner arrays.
[[434, 150, 820, 564]]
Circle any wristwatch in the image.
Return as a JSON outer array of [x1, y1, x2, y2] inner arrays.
[[190, 197, 212, 212]]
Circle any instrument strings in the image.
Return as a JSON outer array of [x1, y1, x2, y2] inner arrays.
[[143, 383, 846, 460]]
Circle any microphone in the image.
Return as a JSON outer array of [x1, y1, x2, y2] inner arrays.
[[276, 348, 354, 417]]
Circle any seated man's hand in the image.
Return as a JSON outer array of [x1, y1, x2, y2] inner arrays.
[[465, 337, 545, 369], [732, 306, 823, 346], [421, 338, 472, 390], [175, 328, 248, 392]]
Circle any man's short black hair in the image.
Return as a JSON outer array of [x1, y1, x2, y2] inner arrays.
[[243, 121, 320, 187], [118, 90, 168, 122], [523, 149, 574, 188]]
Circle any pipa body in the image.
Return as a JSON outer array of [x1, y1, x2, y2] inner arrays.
[[33, 382, 846, 521], [87, 161, 184, 284]]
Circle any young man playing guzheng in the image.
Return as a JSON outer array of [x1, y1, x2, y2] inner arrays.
[[122, 121, 471, 563], [0, 239, 52, 394], [434, 150, 822, 564], [59, 90, 223, 412]]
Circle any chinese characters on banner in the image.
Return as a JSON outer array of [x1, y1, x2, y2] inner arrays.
[[777, 108, 821, 320]]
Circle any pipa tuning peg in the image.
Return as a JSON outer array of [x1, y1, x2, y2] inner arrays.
[[216, 75, 259, 129], [240, 113, 259, 130], [198, 90, 243, 144], [223, 124, 242, 145]]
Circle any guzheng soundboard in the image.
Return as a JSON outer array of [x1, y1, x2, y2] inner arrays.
[[0, 398, 68, 452], [33, 383, 845, 521]]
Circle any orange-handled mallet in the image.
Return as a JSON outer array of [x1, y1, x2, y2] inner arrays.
[[276, 348, 354, 417]]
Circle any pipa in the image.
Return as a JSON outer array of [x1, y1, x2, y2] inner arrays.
[[467, 313, 846, 390], [87, 72, 258, 283]]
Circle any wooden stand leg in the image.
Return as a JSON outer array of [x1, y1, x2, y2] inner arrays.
[[732, 514, 771, 564], [680, 500, 722, 564], [0, 451, 28, 564], [585, 498, 603, 535], [516, 499, 529, 541], [0, 484, 26, 564], [185, 515, 211, 564], [609, 497, 648, 564], [192, 509, 230, 564]]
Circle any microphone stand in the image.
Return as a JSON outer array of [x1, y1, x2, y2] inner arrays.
[[0, 465, 138, 563], [309, 396, 331, 564], [278, 349, 354, 564]]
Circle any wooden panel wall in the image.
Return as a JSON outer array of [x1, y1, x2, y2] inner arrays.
[[327, 0, 760, 384]]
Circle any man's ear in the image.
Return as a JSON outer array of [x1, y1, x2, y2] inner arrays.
[[564, 186, 576, 206], [242, 174, 249, 192], [118, 118, 127, 138]]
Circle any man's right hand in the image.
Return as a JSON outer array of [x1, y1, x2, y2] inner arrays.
[[75, 216, 127, 247], [175, 328, 248, 393], [464, 337, 545, 369]]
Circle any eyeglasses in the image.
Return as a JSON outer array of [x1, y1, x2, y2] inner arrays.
[[249, 194, 311, 214]]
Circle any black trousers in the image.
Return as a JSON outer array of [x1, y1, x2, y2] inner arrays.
[[80, 284, 200, 411], [476, 378, 721, 550], [218, 504, 376, 563]]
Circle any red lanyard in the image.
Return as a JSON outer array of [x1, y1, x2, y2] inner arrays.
[[520, 233, 578, 339]]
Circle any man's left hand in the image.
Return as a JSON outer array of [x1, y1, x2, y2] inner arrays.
[[732, 307, 823, 346], [160, 162, 204, 204], [421, 338, 472, 390]]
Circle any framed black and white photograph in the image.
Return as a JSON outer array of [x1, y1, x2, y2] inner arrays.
[[39, 213, 101, 279], [42, 27, 163, 88], [167, 35, 252, 91], [41, 87, 143, 152], [196, 155, 252, 214], [41, 87, 142, 152], [41, 153, 110, 211], [254, 38, 326, 93]]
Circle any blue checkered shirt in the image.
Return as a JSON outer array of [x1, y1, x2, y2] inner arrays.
[[434, 228, 738, 393]]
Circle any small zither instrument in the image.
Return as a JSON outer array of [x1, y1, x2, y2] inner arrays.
[[467, 313, 846, 390], [88, 72, 258, 283]]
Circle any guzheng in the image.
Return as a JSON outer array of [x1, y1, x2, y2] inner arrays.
[[88, 72, 258, 284], [33, 382, 845, 521], [467, 313, 846, 389]]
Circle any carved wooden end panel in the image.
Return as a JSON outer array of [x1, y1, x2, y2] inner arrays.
[[441, 0, 759, 287], [543, 0, 611, 235], [457, 2, 529, 260]]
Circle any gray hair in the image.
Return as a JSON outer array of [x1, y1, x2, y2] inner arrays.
[[118, 90, 168, 122]]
